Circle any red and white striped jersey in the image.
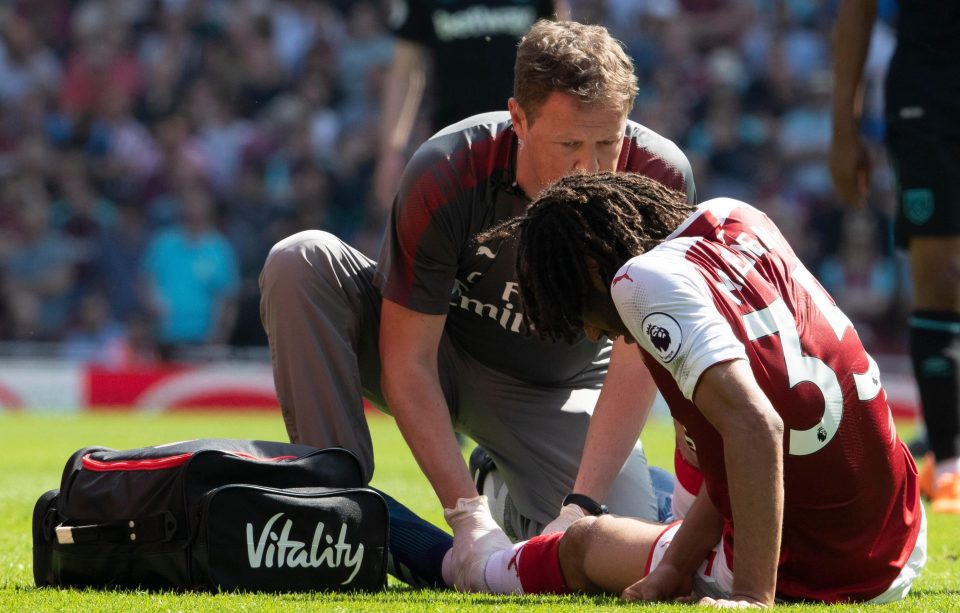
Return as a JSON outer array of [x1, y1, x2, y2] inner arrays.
[[611, 198, 922, 602]]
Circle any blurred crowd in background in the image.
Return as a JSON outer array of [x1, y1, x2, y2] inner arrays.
[[0, 0, 907, 367]]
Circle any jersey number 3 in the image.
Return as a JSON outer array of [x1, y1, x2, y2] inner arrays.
[[741, 266, 882, 456]]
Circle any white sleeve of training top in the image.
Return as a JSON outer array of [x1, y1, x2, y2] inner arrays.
[[611, 244, 748, 401]]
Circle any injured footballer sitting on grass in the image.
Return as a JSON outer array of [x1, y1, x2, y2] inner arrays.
[[462, 172, 925, 607]]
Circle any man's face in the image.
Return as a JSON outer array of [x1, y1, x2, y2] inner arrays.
[[509, 93, 628, 199], [581, 274, 636, 344]]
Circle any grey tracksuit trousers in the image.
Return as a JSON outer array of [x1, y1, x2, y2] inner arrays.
[[259, 230, 657, 537]]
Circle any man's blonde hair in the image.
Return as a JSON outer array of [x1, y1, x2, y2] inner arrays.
[[513, 20, 638, 122]]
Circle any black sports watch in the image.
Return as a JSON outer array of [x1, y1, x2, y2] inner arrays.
[[562, 493, 609, 516]]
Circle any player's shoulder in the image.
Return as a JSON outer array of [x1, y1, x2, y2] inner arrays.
[[698, 197, 768, 224], [623, 120, 684, 157], [401, 112, 514, 194], [430, 111, 514, 143], [630, 239, 705, 274], [407, 112, 513, 170], [622, 120, 695, 200], [669, 197, 780, 241], [611, 243, 707, 306]]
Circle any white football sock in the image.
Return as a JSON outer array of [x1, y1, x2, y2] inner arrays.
[[483, 541, 526, 594]]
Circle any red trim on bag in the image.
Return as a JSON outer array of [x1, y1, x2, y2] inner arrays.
[[228, 452, 297, 462], [81, 451, 298, 471], [82, 452, 194, 471]]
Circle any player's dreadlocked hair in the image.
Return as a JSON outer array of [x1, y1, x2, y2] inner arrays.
[[475, 172, 695, 344]]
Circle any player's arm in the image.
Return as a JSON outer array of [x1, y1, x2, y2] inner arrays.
[[828, 0, 877, 207], [375, 39, 427, 210], [379, 299, 475, 507], [380, 298, 510, 591], [694, 358, 784, 607], [559, 337, 657, 512], [621, 483, 724, 601]]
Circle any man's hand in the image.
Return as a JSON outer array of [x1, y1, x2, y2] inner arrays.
[[828, 128, 871, 207], [443, 495, 513, 591], [541, 503, 587, 535], [620, 562, 692, 602]]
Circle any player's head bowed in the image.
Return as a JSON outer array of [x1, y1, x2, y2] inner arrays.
[[476, 172, 693, 344]]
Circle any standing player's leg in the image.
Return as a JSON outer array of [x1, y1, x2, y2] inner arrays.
[[888, 127, 960, 513], [909, 236, 960, 513]]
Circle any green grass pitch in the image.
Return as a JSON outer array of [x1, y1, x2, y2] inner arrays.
[[1, 411, 957, 612]]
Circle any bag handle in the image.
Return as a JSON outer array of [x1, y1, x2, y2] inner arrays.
[[55, 511, 177, 545]]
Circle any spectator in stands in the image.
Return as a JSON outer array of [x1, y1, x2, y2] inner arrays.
[[88, 82, 162, 202], [3, 178, 77, 340], [51, 149, 117, 294], [223, 158, 287, 348], [818, 209, 903, 350], [0, 0, 911, 357], [140, 180, 240, 355], [182, 80, 255, 198], [59, 291, 128, 366], [59, 5, 140, 119], [144, 110, 208, 226], [336, 0, 393, 127], [230, 10, 289, 117], [97, 203, 148, 323], [0, 7, 62, 106]]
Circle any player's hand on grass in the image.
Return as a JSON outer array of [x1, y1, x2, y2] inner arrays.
[[620, 562, 692, 602], [541, 503, 586, 534], [698, 596, 768, 608], [443, 495, 513, 592]]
